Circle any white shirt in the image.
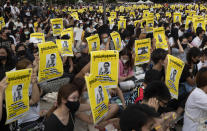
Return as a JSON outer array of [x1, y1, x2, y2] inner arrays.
[[197, 61, 207, 71], [178, 30, 184, 37], [74, 27, 83, 41], [183, 88, 207, 131], [191, 36, 202, 48]]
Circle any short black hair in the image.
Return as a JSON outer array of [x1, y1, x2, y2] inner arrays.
[[144, 70, 163, 84], [196, 27, 204, 36], [196, 67, 207, 88], [144, 81, 171, 101], [186, 47, 201, 64], [151, 48, 168, 64], [120, 104, 159, 131]]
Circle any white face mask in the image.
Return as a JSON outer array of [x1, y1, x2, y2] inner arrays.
[[122, 59, 128, 64], [29, 24, 33, 28]]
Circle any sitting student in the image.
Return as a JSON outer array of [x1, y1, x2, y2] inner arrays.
[[144, 48, 168, 83], [120, 104, 159, 131], [183, 67, 207, 131], [197, 48, 207, 71], [16, 58, 41, 130], [119, 48, 136, 91]]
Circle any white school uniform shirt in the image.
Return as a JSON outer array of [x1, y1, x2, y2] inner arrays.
[[191, 36, 202, 48], [183, 88, 207, 131]]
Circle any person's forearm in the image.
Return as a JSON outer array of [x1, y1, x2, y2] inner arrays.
[[0, 93, 3, 121], [78, 104, 91, 112], [116, 88, 125, 106], [30, 83, 40, 105]]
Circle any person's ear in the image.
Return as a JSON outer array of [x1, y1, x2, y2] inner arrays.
[[62, 98, 67, 104]]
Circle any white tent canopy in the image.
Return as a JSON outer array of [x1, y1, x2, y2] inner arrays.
[[137, 0, 145, 4], [145, 0, 153, 4]]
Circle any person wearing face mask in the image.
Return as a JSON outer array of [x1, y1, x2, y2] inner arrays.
[[119, 48, 136, 91], [121, 30, 131, 50], [0, 46, 16, 81], [15, 44, 34, 62], [0, 28, 15, 53], [74, 22, 84, 52], [197, 49, 207, 71], [100, 32, 115, 50], [20, 27, 30, 44], [191, 27, 205, 48], [44, 84, 81, 131]]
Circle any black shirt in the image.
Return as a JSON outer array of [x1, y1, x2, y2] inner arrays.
[[73, 53, 90, 75], [0, 37, 14, 51], [0, 101, 10, 131], [44, 113, 74, 131]]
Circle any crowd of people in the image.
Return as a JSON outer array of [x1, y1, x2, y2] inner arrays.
[[0, 0, 207, 131]]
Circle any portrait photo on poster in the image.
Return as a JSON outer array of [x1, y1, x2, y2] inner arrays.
[[98, 62, 111, 75], [46, 53, 57, 68], [170, 68, 177, 83], [12, 84, 24, 102], [92, 42, 97, 51], [197, 23, 202, 28], [158, 34, 163, 42], [61, 41, 69, 50], [116, 37, 120, 48], [53, 24, 61, 29], [138, 47, 148, 55], [95, 85, 104, 104]]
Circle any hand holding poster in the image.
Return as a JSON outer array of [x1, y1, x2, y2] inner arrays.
[[38, 41, 63, 83], [110, 32, 121, 51], [85, 75, 109, 124], [0, 17, 5, 30], [86, 34, 100, 52], [153, 27, 168, 50], [30, 33, 45, 44], [61, 27, 74, 43], [165, 55, 184, 99], [90, 50, 119, 89], [135, 38, 151, 65], [118, 19, 126, 30], [56, 39, 73, 56], [5, 69, 32, 124], [50, 18, 63, 36]]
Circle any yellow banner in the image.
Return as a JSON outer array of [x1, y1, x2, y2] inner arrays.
[[185, 16, 193, 30], [130, 12, 135, 18], [56, 39, 73, 56], [61, 27, 74, 43], [110, 12, 117, 18], [90, 50, 119, 88], [50, 18, 63, 36], [173, 13, 181, 23], [166, 12, 171, 18], [110, 32, 122, 51], [153, 27, 168, 50], [70, 12, 79, 20], [30, 33, 45, 44], [146, 18, 154, 32], [0, 17, 5, 30], [85, 75, 109, 124], [165, 55, 184, 99], [86, 34, 100, 52], [38, 41, 63, 83], [118, 19, 126, 30], [135, 38, 151, 65], [193, 18, 205, 32], [5, 69, 32, 124]]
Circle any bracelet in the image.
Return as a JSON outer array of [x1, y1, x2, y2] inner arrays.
[[154, 125, 161, 130]]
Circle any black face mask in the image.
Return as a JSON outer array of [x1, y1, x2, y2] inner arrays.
[[0, 56, 7, 61], [17, 50, 26, 57], [65, 101, 80, 113], [182, 44, 187, 49]]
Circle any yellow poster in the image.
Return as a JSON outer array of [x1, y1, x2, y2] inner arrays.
[[135, 38, 151, 65], [70, 12, 79, 20], [173, 13, 181, 23], [120, 6, 124, 12], [143, 10, 149, 18], [90, 50, 119, 88], [108, 17, 115, 26], [193, 18, 205, 32], [118, 19, 126, 30], [146, 18, 154, 32], [89, 6, 93, 11], [85, 75, 109, 124], [30, 33, 45, 44], [86, 34, 100, 52], [110, 32, 121, 51], [5, 69, 32, 124], [165, 55, 184, 99], [38, 41, 63, 83], [185, 16, 193, 30], [153, 27, 168, 50], [0, 17, 5, 30], [56, 39, 73, 56], [130, 12, 135, 18], [110, 12, 117, 18], [166, 12, 171, 18], [50, 18, 63, 36], [61, 27, 74, 43]]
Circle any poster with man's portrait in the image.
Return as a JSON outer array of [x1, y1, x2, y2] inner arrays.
[[53, 24, 61, 29], [92, 42, 97, 51], [138, 47, 148, 55], [95, 86, 104, 104], [170, 68, 177, 83], [12, 84, 23, 102], [46, 53, 56, 68], [98, 62, 111, 75]]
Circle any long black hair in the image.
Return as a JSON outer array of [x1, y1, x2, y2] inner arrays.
[[120, 47, 134, 69]]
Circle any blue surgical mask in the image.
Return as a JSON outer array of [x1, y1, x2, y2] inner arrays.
[[103, 38, 108, 43], [24, 31, 30, 35], [125, 39, 129, 43]]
